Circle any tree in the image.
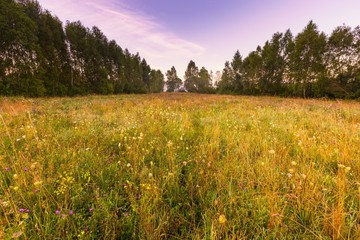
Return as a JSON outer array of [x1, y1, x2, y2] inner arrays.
[[324, 25, 358, 97], [198, 66, 213, 93], [0, 0, 45, 96], [37, 11, 71, 96], [141, 59, 151, 92], [108, 40, 126, 94], [280, 29, 295, 95], [65, 21, 91, 94], [260, 33, 285, 95], [242, 47, 263, 94], [149, 69, 164, 93], [290, 21, 327, 98], [165, 66, 182, 92], [184, 60, 200, 92], [216, 61, 234, 93], [231, 50, 243, 93]]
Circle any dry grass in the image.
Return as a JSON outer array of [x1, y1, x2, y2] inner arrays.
[[0, 93, 359, 239]]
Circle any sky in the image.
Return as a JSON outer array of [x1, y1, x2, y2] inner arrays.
[[37, 0, 360, 78]]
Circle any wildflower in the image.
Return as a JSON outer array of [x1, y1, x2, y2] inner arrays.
[[19, 208, 25, 213], [13, 186, 19, 191], [218, 214, 227, 224], [290, 161, 297, 166], [69, 210, 73, 215], [268, 149, 275, 155], [62, 214, 66, 219], [13, 174, 19, 180], [26, 209, 30, 213], [288, 169, 295, 174], [182, 161, 187, 166], [287, 173, 293, 178], [338, 164, 345, 169], [148, 173, 153, 178], [30, 163, 37, 170], [23, 168, 28, 172], [345, 167, 351, 172], [34, 181, 43, 187], [34, 189, 39, 193], [89, 208, 94, 212], [5, 167, 11, 171], [12, 231, 23, 238], [260, 162, 265, 166], [126, 163, 131, 168], [55, 210, 60, 215]]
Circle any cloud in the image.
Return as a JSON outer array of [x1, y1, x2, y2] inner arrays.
[[88, 1, 206, 58], [38, 0, 205, 71]]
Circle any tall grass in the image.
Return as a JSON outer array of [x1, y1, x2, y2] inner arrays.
[[1, 93, 360, 239]]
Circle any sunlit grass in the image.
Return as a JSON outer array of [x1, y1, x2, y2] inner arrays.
[[1, 93, 360, 239]]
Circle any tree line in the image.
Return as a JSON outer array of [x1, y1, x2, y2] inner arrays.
[[0, 0, 164, 97], [1, 0, 360, 99], [174, 21, 360, 98]]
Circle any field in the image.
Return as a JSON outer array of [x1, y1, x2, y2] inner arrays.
[[1, 93, 360, 239]]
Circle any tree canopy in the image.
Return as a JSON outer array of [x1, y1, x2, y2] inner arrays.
[[1, 1, 359, 99], [217, 21, 360, 98], [0, 0, 163, 96]]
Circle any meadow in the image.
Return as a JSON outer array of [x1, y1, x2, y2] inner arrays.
[[0, 93, 360, 239]]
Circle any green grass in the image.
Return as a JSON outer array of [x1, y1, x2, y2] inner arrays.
[[1, 93, 360, 239]]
